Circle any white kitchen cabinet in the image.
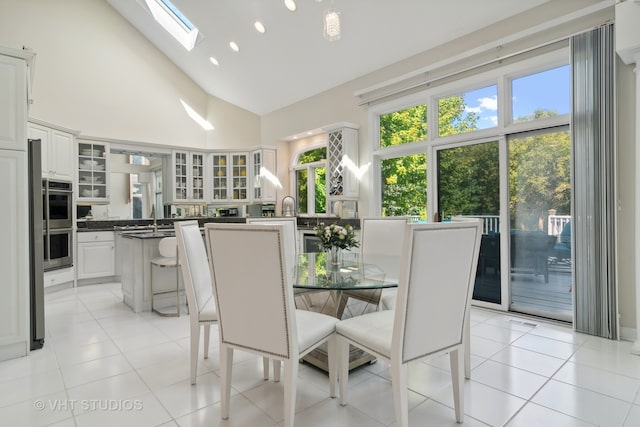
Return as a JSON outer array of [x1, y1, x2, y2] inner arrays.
[[251, 148, 277, 202], [210, 153, 228, 201], [0, 50, 29, 362], [77, 140, 109, 203], [230, 153, 249, 201], [43, 267, 74, 288], [28, 121, 75, 182], [0, 54, 27, 151], [77, 231, 115, 280], [325, 123, 359, 200], [166, 150, 206, 204], [209, 152, 249, 202]]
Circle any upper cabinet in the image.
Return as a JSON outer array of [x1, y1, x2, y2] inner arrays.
[[210, 153, 228, 201], [167, 149, 275, 204], [230, 153, 248, 202], [0, 54, 26, 152], [77, 140, 109, 203], [28, 122, 75, 182], [252, 148, 277, 203], [166, 150, 206, 204], [208, 152, 249, 203], [326, 124, 359, 200]]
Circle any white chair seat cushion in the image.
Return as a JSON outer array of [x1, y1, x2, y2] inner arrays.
[[151, 256, 177, 267], [296, 309, 339, 354], [199, 296, 217, 322], [336, 310, 394, 358]]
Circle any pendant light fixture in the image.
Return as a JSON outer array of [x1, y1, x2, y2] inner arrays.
[[323, 1, 341, 41]]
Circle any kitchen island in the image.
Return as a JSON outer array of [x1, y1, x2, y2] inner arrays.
[[116, 218, 245, 313], [120, 231, 180, 313]]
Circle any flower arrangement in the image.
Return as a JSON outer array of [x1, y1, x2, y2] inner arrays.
[[314, 222, 359, 251]]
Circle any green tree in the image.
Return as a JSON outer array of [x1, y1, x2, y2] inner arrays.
[[296, 147, 326, 214], [509, 110, 570, 230], [437, 141, 500, 219], [379, 96, 479, 218]]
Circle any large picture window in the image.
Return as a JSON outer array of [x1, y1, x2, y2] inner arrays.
[[438, 84, 498, 136], [511, 65, 570, 123], [372, 49, 572, 320]]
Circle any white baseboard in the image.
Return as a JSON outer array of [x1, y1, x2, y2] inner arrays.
[[620, 326, 637, 342]]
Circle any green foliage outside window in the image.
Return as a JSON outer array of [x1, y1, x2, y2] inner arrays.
[[379, 96, 478, 218], [379, 100, 570, 229], [510, 110, 570, 230], [296, 147, 327, 214]]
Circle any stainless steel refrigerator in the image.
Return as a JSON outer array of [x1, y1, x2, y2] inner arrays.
[[28, 139, 45, 350]]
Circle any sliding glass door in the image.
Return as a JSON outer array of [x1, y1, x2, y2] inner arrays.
[[508, 128, 573, 321], [436, 140, 501, 304]]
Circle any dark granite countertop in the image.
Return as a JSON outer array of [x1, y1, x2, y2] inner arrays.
[[121, 231, 176, 239], [77, 216, 359, 232], [77, 217, 245, 232]]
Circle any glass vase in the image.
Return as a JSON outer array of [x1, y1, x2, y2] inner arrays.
[[327, 246, 341, 271]]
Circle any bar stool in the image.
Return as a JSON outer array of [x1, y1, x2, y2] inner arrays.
[[150, 236, 181, 316]]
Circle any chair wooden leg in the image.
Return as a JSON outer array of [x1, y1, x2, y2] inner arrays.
[[190, 322, 200, 385], [337, 336, 350, 406], [203, 324, 210, 359], [325, 335, 337, 398], [283, 359, 298, 427], [220, 345, 233, 420], [450, 348, 465, 423], [390, 361, 408, 427]]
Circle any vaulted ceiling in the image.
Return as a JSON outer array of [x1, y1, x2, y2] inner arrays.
[[106, 0, 551, 116]]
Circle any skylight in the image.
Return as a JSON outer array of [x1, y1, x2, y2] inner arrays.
[[145, 0, 199, 51]]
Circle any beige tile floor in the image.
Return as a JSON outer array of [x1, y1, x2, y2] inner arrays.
[[1, 282, 639, 426]]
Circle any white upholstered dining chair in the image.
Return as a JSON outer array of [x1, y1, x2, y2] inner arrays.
[[359, 216, 410, 310], [336, 220, 482, 426], [246, 216, 298, 380], [174, 220, 271, 385], [204, 223, 339, 427]]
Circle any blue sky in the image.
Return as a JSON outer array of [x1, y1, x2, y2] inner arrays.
[[462, 65, 571, 129]]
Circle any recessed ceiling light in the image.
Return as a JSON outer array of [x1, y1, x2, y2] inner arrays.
[[284, 0, 296, 12], [254, 21, 266, 33], [209, 57, 219, 66], [229, 41, 239, 52]]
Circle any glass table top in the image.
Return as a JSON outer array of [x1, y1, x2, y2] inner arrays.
[[293, 252, 398, 290]]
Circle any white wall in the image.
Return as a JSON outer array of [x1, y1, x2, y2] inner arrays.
[[0, 0, 260, 149]]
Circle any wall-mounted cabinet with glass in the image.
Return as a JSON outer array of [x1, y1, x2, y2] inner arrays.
[[77, 140, 109, 203], [209, 152, 248, 202], [252, 148, 277, 203], [166, 149, 276, 204], [165, 150, 205, 204]]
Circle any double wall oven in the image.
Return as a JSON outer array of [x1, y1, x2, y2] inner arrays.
[[43, 179, 73, 271]]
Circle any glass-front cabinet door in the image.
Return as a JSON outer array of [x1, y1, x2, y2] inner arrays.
[[190, 152, 204, 202], [78, 141, 109, 202], [231, 153, 248, 201], [211, 154, 228, 201], [173, 151, 188, 202], [252, 148, 277, 202], [252, 150, 262, 200]]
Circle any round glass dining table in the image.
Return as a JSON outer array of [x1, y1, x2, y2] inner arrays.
[[292, 251, 399, 371]]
